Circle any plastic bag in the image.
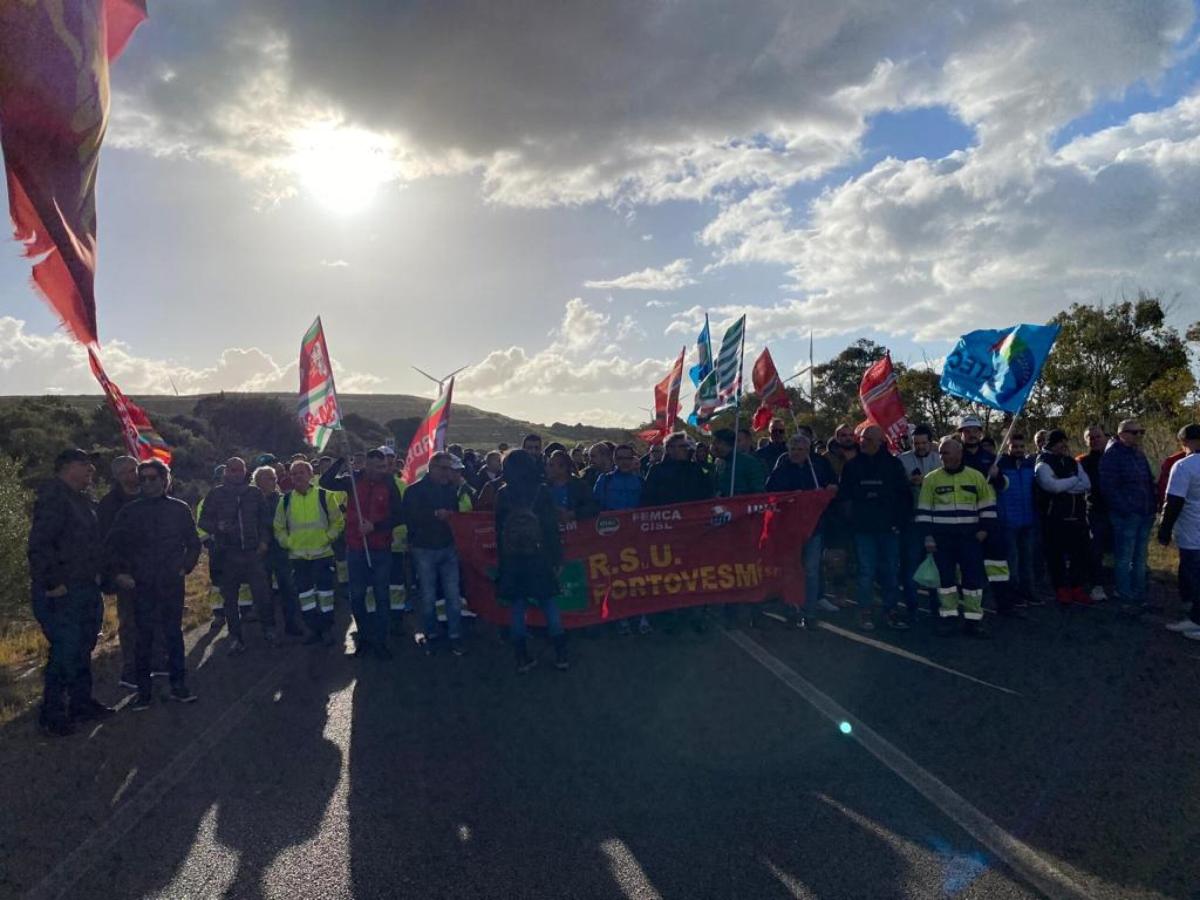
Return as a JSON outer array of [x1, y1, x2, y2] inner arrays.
[[913, 553, 941, 590]]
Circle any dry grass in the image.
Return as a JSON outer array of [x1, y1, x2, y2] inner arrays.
[[0, 563, 213, 725]]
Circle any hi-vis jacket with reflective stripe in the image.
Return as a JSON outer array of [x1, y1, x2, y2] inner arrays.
[[915, 466, 997, 536], [273, 487, 344, 560]]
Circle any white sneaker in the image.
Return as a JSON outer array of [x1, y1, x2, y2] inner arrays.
[[1089, 586, 1107, 602], [816, 598, 840, 613], [1166, 619, 1200, 633]]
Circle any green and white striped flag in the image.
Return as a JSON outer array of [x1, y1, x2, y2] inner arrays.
[[714, 314, 746, 409]]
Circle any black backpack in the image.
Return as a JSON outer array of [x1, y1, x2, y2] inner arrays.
[[503, 490, 545, 556]]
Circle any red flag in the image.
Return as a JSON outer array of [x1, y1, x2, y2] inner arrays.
[[88, 348, 171, 465], [859, 353, 909, 450], [638, 348, 685, 445], [0, 0, 148, 345], [751, 347, 791, 431], [403, 378, 454, 484]]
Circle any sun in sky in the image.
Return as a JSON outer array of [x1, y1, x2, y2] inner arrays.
[[286, 121, 399, 215]]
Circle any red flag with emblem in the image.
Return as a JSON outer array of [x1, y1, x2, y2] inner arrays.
[[859, 353, 909, 450], [751, 347, 791, 431], [403, 378, 454, 484], [0, 0, 148, 345], [638, 347, 685, 445], [88, 347, 171, 464]]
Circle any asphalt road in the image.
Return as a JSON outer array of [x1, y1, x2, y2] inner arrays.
[[1, 597, 1198, 899]]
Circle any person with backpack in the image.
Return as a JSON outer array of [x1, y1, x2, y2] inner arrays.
[[496, 449, 567, 672], [275, 460, 344, 645], [1035, 429, 1092, 606]]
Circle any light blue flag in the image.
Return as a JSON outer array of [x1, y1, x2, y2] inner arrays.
[[688, 314, 712, 388], [940, 323, 1060, 413]]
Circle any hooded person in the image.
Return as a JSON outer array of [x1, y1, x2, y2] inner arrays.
[[495, 449, 567, 673]]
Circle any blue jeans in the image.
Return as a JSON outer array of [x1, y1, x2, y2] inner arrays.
[[1110, 513, 1153, 603], [412, 545, 463, 640], [510, 596, 564, 643], [802, 532, 823, 608], [854, 532, 900, 610], [31, 583, 102, 718], [348, 548, 391, 646], [1003, 524, 1036, 598]]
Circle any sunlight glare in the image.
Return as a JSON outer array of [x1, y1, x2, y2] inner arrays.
[[288, 122, 399, 215]]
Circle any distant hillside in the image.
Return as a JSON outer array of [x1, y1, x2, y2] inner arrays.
[[0, 392, 633, 450]]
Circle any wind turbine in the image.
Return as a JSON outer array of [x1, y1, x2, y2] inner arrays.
[[412, 364, 470, 396]]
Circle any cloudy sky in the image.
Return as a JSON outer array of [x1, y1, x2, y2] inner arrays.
[[1, 0, 1198, 427]]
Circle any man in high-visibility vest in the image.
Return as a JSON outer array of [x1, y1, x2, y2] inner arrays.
[[274, 460, 344, 645], [915, 436, 998, 638]]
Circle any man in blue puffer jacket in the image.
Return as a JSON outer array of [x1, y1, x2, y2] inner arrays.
[[996, 433, 1038, 611], [1099, 419, 1157, 613]]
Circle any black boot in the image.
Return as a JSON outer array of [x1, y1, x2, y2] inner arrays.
[[553, 634, 569, 671]]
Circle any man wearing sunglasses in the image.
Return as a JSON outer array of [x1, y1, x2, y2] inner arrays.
[[106, 460, 202, 709], [1099, 419, 1157, 614], [755, 418, 790, 471]]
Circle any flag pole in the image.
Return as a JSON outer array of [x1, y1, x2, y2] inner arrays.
[[729, 323, 747, 496], [321, 318, 372, 566], [809, 330, 815, 420]]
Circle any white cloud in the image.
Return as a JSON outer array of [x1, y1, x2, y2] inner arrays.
[[319, 259, 349, 268], [457, 299, 669, 397], [644, 300, 674, 309], [693, 89, 1200, 342], [585, 258, 698, 291], [557, 407, 646, 429], [112, 2, 1193, 211], [0, 317, 382, 395], [614, 314, 646, 341]]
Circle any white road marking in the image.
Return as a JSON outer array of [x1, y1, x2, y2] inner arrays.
[[600, 837, 663, 900], [813, 621, 1021, 696], [724, 629, 1095, 900]]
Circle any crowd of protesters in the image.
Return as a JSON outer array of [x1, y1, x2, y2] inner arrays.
[[25, 415, 1200, 736]]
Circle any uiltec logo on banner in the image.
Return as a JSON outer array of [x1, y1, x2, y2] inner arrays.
[[450, 491, 831, 629]]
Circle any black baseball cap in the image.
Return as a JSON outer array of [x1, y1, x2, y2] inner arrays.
[[54, 448, 97, 471]]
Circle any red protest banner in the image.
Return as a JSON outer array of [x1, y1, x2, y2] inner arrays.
[[450, 491, 831, 629]]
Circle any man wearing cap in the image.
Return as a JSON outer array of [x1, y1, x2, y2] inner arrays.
[[957, 414, 1013, 611], [320, 449, 405, 659], [1159, 424, 1200, 640], [1099, 419, 1157, 614], [402, 450, 468, 655], [198, 457, 276, 653], [27, 449, 112, 735]]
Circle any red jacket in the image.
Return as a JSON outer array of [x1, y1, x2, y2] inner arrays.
[[320, 463, 403, 552]]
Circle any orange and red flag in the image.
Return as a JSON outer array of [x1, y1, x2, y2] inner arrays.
[[751, 347, 791, 431], [0, 0, 148, 345], [638, 347, 685, 445], [88, 347, 171, 465]]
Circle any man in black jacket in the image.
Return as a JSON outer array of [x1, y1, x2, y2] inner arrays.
[[27, 448, 111, 736], [641, 433, 715, 507], [107, 460, 202, 708], [97, 455, 148, 688], [198, 457, 274, 653], [840, 425, 912, 631], [402, 451, 466, 654]]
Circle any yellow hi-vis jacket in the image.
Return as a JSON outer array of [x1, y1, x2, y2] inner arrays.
[[274, 486, 344, 560]]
